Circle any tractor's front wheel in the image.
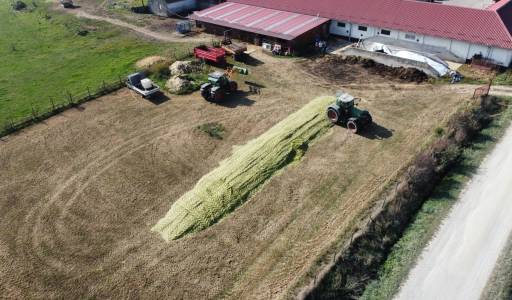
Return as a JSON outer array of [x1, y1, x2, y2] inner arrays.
[[201, 86, 212, 101], [347, 118, 359, 133], [327, 107, 340, 124]]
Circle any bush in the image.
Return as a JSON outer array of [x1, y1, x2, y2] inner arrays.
[[434, 140, 461, 171], [448, 111, 483, 145], [147, 61, 171, 81], [197, 122, 225, 140], [12, 0, 27, 10], [434, 127, 444, 137]]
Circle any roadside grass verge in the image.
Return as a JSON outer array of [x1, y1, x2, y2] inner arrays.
[[482, 232, 512, 300], [360, 97, 512, 300], [0, 1, 191, 128]]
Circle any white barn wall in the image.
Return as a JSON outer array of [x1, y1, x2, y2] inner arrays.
[[351, 24, 377, 39], [490, 48, 512, 66], [467, 44, 492, 58], [377, 28, 399, 39], [397, 31, 424, 44], [423, 36, 452, 49], [329, 21, 351, 36], [329, 19, 512, 66], [449, 40, 470, 60]]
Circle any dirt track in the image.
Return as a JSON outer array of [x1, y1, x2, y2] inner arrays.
[[72, 10, 209, 43], [395, 125, 512, 300], [0, 51, 474, 299], [53, 0, 210, 43]]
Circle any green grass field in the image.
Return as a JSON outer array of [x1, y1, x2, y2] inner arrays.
[[0, 1, 189, 127]]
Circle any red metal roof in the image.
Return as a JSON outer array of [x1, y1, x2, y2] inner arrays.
[[489, 0, 512, 38], [190, 2, 329, 40], [227, 0, 512, 49]]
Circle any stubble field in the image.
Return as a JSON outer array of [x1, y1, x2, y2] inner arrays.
[[0, 50, 473, 299]]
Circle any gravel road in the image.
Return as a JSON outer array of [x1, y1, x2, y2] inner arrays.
[[395, 125, 512, 300]]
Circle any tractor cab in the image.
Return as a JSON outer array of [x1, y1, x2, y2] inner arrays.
[[327, 91, 372, 133], [335, 92, 357, 113], [207, 71, 229, 85]]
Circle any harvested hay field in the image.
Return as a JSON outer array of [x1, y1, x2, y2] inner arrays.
[[0, 49, 475, 299], [154, 96, 333, 241], [302, 55, 428, 84]]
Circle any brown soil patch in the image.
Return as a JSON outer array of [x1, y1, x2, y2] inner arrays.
[[302, 55, 428, 85], [0, 48, 471, 299], [135, 55, 168, 69]]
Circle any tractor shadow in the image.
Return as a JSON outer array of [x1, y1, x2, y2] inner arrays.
[[146, 92, 170, 105], [216, 91, 256, 108], [243, 55, 264, 66], [358, 122, 394, 140]]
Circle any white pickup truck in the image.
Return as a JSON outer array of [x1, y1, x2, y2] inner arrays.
[[126, 72, 160, 98]]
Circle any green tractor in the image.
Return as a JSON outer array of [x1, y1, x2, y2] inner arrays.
[[200, 71, 238, 102], [327, 92, 372, 133]]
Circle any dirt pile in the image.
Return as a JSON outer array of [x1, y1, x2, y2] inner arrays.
[[308, 55, 428, 83], [165, 76, 192, 94], [152, 96, 334, 241], [169, 60, 200, 76]]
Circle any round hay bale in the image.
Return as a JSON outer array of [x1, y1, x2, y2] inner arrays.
[[169, 61, 196, 76], [165, 76, 192, 94]]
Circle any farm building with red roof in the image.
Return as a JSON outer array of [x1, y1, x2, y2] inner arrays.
[[191, 0, 512, 66]]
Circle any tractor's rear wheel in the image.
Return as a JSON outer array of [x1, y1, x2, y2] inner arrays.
[[327, 107, 340, 124], [347, 119, 358, 133]]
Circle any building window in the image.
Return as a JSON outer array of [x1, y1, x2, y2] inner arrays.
[[337, 22, 346, 28], [405, 33, 416, 40], [381, 29, 391, 36], [358, 26, 367, 32]]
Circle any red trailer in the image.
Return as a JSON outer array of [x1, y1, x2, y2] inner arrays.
[[194, 45, 226, 64]]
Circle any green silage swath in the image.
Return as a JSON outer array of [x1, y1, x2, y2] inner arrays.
[[152, 96, 335, 241]]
